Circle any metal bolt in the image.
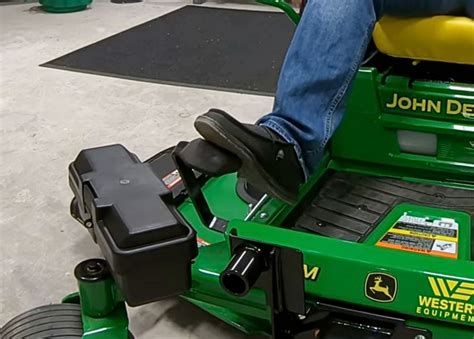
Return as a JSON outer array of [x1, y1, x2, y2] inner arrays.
[[84, 221, 92, 228], [414, 335, 426, 339], [119, 179, 130, 185], [85, 261, 103, 274], [259, 212, 268, 220], [276, 149, 285, 160]]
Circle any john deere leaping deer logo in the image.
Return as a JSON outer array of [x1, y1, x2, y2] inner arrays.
[[365, 273, 397, 303]]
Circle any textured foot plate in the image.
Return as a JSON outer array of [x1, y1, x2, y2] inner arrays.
[[293, 172, 474, 243]]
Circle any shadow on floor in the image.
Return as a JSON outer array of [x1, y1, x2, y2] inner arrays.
[[129, 297, 266, 338]]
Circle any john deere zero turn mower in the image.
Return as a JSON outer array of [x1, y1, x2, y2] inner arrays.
[[2, 2, 473, 339]]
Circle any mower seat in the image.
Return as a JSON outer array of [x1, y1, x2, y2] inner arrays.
[[373, 15, 474, 65]]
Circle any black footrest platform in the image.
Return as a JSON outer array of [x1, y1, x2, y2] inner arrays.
[[176, 138, 241, 177]]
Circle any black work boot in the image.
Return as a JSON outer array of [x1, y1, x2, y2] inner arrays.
[[194, 109, 304, 204]]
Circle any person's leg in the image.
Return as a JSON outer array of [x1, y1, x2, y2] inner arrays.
[[195, 0, 473, 203], [259, 0, 473, 179], [196, 0, 383, 203], [259, 0, 382, 179]]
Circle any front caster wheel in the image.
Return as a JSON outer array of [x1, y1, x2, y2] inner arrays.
[[0, 304, 83, 339]]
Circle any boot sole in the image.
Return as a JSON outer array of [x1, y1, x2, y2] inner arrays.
[[195, 113, 296, 204]]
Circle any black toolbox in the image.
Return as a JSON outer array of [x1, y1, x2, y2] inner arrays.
[[69, 144, 197, 306]]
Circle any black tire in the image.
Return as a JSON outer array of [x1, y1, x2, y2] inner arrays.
[[1, 304, 83, 338]]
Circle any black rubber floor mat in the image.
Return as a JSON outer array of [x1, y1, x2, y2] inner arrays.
[[294, 172, 474, 243], [42, 6, 295, 95]]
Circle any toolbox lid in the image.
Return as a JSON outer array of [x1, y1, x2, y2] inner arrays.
[[73, 144, 186, 249]]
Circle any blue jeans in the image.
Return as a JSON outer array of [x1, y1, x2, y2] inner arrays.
[[259, 0, 474, 179]]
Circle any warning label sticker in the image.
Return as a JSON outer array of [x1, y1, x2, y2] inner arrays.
[[161, 169, 182, 189], [376, 214, 458, 259]]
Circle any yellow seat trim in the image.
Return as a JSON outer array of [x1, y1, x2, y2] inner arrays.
[[373, 16, 474, 65]]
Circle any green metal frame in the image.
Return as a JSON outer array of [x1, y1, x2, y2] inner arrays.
[[60, 3, 473, 338], [62, 273, 129, 338]]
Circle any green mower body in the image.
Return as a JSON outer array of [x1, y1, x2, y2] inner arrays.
[[177, 65, 474, 338]]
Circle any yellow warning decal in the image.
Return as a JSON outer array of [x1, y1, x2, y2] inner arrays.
[[386, 228, 456, 242], [376, 213, 458, 259]]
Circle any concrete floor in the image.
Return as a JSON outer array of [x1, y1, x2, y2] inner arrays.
[[0, 1, 274, 337]]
